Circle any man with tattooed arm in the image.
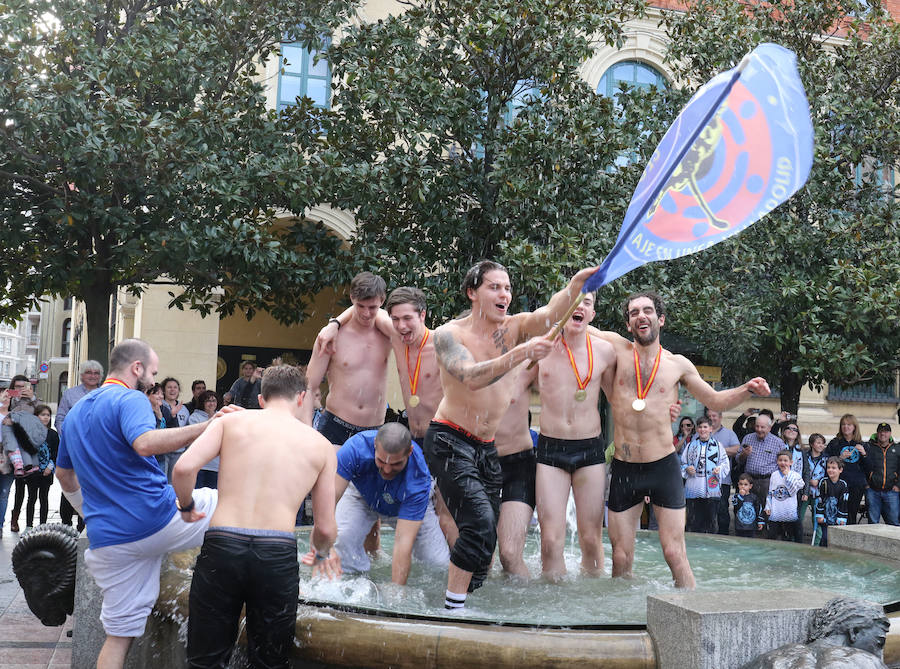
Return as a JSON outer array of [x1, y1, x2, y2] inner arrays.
[[425, 260, 598, 610]]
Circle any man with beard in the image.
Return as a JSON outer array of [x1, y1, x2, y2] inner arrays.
[[427, 260, 598, 609], [55, 338, 237, 669], [592, 292, 770, 588]]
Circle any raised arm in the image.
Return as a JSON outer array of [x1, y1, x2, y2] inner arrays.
[[517, 266, 598, 339], [678, 357, 770, 412], [302, 346, 330, 425], [432, 325, 554, 391], [314, 307, 395, 356]]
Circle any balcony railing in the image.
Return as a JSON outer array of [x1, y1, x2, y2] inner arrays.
[[827, 382, 898, 404]]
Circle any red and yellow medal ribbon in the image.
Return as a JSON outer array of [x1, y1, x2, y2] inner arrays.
[[406, 329, 430, 397], [103, 378, 130, 389], [633, 346, 661, 401], [561, 333, 593, 391]]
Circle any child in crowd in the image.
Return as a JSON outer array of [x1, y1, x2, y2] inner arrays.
[[815, 456, 849, 547], [782, 422, 808, 543], [764, 449, 804, 541], [803, 433, 828, 545], [681, 415, 729, 533], [731, 473, 764, 537]]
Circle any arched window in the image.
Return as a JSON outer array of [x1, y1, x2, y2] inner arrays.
[[61, 318, 71, 357], [597, 60, 667, 98], [277, 38, 330, 111]]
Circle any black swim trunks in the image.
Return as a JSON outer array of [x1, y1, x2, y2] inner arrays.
[[317, 410, 381, 446], [607, 451, 685, 512], [187, 527, 299, 669], [424, 420, 501, 591], [498, 449, 536, 508], [535, 434, 606, 474]]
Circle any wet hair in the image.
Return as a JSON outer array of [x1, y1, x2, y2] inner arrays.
[[838, 413, 862, 442], [34, 403, 52, 417], [191, 379, 206, 391], [260, 365, 307, 401], [161, 377, 180, 392], [461, 260, 507, 299], [349, 271, 387, 301], [807, 597, 889, 643], [385, 286, 426, 316], [375, 422, 412, 455], [197, 390, 220, 410], [737, 472, 754, 485], [79, 360, 104, 375], [109, 339, 153, 375], [622, 291, 666, 323], [826, 455, 844, 470]]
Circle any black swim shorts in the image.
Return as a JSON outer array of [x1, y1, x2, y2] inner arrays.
[[607, 451, 686, 512], [535, 434, 606, 474], [424, 420, 501, 591], [498, 449, 536, 508], [317, 410, 381, 446]]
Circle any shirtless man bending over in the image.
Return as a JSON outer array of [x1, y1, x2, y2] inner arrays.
[[173, 365, 338, 668], [536, 292, 616, 581], [304, 272, 391, 442], [427, 260, 598, 609], [594, 292, 770, 588]]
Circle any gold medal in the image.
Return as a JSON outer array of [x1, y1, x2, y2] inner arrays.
[[406, 330, 429, 411], [408, 394, 420, 408], [632, 398, 646, 412], [632, 346, 661, 413], [574, 389, 587, 402], [562, 333, 593, 405]]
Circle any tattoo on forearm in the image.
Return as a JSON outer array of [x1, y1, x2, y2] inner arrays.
[[433, 328, 510, 388]]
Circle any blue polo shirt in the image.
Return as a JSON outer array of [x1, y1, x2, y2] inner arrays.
[[57, 384, 174, 548], [336, 430, 431, 521]]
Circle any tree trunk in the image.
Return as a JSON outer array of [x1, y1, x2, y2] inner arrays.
[[779, 358, 802, 416], [81, 284, 113, 372]]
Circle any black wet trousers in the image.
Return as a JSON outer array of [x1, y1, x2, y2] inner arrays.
[[187, 531, 299, 669], [424, 422, 501, 591]]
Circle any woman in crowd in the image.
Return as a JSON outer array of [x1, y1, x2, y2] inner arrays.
[[0, 390, 14, 536], [673, 416, 696, 454], [826, 414, 867, 524], [161, 377, 190, 482], [31, 404, 58, 527], [188, 390, 221, 489], [6, 375, 40, 533], [781, 422, 808, 542], [146, 383, 167, 471]]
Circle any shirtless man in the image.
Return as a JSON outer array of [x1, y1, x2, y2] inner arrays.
[[593, 292, 770, 588], [318, 286, 457, 544], [427, 260, 598, 609], [536, 292, 616, 581], [493, 362, 538, 579], [304, 272, 392, 441], [173, 364, 338, 668]]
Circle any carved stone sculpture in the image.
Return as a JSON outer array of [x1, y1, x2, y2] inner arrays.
[[11, 523, 79, 626]]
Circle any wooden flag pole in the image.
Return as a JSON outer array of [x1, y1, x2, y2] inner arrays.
[[526, 292, 584, 370]]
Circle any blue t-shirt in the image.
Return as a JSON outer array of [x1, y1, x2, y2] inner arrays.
[[57, 384, 174, 548], [336, 430, 431, 521]]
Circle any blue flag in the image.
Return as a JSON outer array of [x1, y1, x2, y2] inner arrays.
[[584, 43, 813, 292]]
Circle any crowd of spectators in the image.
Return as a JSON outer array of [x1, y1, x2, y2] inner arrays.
[[676, 407, 900, 544]]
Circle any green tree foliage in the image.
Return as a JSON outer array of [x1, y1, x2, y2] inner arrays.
[[320, 0, 648, 319], [656, 0, 900, 411], [0, 0, 355, 366]]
